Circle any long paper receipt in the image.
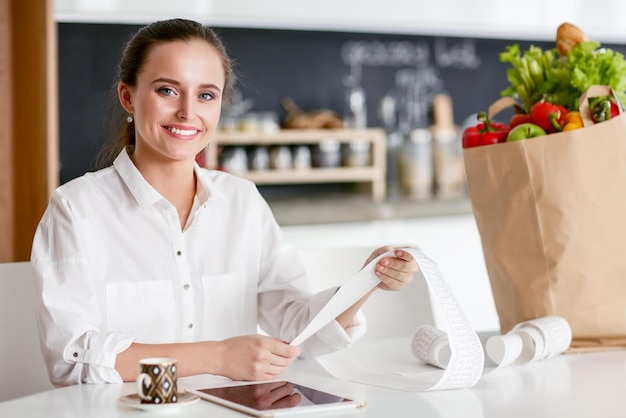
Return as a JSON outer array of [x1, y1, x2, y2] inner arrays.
[[290, 247, 484, 391]]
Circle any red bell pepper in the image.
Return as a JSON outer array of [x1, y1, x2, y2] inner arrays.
[[462, 112, 510, 148], [529, 101, 566, 133]]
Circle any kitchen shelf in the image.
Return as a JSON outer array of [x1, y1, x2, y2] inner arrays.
[[202, 128, 387, 201]]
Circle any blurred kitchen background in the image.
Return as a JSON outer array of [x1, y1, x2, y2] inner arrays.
[[3, 1, 626, 327]]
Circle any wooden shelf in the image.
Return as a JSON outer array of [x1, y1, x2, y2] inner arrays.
[[202, 128, 387, 201], [243, 167, 379, 184]]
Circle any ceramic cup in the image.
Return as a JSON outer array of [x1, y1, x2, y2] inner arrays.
[[136, 357, 178, 404]]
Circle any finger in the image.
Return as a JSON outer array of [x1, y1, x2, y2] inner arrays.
[[378, 256, 419, 275], [256, 385, 294, 409], [267, 353, 294, 368], [375, 259, 408, 278], [375, 268, 413, 291], [272, 393, 302, 409], [254, 381, 287, 394], [363, 246, 393, 267], [260, 363, 291, 379], [270, 339, 301, 359], [268, 382, 294, 400], [393, 249, 414, 262]]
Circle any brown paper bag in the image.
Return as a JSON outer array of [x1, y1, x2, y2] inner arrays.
[[464, 86, 626, 351]]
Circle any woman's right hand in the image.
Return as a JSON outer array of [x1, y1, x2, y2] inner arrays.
[[216, 335, 301, 381]]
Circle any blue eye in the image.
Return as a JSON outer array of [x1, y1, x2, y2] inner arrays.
[[158, 87, 175, 96], [199, 92, 214, 101]]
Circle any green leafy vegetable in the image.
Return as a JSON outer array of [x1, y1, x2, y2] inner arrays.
[[499, 40, 626, 112], [566, 41, 626, 107]]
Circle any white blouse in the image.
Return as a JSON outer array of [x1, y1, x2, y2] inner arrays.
[[31, 148, 365, 387]]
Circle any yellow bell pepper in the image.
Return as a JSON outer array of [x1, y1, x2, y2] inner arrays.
[[562, 111, 583, 131]]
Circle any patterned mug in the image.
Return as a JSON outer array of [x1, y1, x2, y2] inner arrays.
[[136, 357, 178, 404]]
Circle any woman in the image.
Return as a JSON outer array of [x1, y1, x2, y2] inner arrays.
[[31, 18, 418, 387]]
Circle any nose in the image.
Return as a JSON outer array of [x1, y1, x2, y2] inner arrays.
[[176, 94, 196, 120]]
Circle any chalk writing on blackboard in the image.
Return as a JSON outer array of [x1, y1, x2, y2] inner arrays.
[[434, 39, 481, 69], [341, 40, 430, 67], [341, 38, 481, 70]]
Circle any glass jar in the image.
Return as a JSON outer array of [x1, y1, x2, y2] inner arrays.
[[433, 127, 465, 199], [248, 146, 269, 171], [342, 139, 371, 167], [399, 129, 433, 200], [313, 139, 341, 168], [292, 145, 312, 170]]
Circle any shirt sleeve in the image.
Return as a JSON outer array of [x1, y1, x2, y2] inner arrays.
[[253, 192, 367, 357], [294, 287, 367, 358], [31, 193, 135, 387]]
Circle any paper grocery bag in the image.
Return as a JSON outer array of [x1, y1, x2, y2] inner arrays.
[[464, 86, 626, 351]]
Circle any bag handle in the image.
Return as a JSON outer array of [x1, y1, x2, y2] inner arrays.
[[578, 85, 623, 128], [487, 97, 518, 121]]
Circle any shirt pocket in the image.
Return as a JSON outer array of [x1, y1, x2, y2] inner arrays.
[[201, 273, 251, 339], [105, 280, 177, 343]]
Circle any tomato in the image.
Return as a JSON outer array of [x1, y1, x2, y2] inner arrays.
[[509, 113, 533, 129]]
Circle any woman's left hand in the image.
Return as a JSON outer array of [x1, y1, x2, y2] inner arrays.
[[365, 246, 419, 291]]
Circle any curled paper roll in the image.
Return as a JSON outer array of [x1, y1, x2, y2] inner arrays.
[[486, 315, 572, 367], [484, 332, 523, 367], [311, 247, 484, 391], [413, 316, 572, 371], [412, 325, 451, 369]]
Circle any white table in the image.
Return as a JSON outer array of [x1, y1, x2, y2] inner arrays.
[[1, 338, 625, 418]]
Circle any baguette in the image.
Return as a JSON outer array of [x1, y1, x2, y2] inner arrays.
[[556, 22, 588, 56]]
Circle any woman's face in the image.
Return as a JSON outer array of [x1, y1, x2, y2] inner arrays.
[[119, 39, 225, 166]]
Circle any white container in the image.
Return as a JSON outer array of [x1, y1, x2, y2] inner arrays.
[[292, 145, 312, 170], [400, 129, 433, 200], [269, 145, 292, 170]]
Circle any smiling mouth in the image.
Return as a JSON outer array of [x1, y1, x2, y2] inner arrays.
[[165, 126, 199, 136]]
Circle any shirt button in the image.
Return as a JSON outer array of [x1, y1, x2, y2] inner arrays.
[[183, 284, 191, 290], [73, 352, 78, 358], [176, 251, 182, 256], [187, 323, 194, 329]]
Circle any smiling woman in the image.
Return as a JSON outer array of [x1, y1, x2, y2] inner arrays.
[[116, 39, 226, 228], [29, 18, 419, 389]]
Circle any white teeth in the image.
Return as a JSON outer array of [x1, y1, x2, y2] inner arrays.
[[167, 127, 198, 136]]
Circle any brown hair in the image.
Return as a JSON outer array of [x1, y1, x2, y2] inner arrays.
[[96, 18, 235, 168]]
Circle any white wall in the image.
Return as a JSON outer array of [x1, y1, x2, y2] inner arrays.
[[55, 0, 626, 43]]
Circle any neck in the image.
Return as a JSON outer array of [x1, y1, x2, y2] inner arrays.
[[131, 153, 197, 229]]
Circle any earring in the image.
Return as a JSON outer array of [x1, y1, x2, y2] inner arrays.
[[126, 114, 134, 123]]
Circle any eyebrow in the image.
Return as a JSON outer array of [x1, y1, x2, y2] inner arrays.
[[152, 77, 222, 92]]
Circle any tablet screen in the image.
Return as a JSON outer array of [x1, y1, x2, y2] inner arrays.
[[190, 381, 364, 416]]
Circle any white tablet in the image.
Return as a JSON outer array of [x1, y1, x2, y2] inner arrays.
[[187, 380, 366, 417]]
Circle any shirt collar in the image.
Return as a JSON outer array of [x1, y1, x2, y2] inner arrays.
[[113, 147, 230, 208], [194, 162, 230, 206]]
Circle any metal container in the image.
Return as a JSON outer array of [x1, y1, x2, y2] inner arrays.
[[313, 139, 341, 168]]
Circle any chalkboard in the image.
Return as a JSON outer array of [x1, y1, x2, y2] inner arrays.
[[57, 23, 626, 184]]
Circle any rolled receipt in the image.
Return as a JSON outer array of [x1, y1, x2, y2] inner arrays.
[[486, 315, 572, 367], [412, 325, 451, 369], [299, 247, 484, 391], [413, 316, 571, 371]]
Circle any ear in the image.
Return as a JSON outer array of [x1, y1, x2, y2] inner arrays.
[[117, 82, 134, 114]]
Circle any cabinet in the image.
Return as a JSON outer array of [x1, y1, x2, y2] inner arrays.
[[202, 128, 387, 201]]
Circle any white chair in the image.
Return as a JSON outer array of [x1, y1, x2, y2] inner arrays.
[[0, 262, 54, 402], [294, 246, 435, 341]]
